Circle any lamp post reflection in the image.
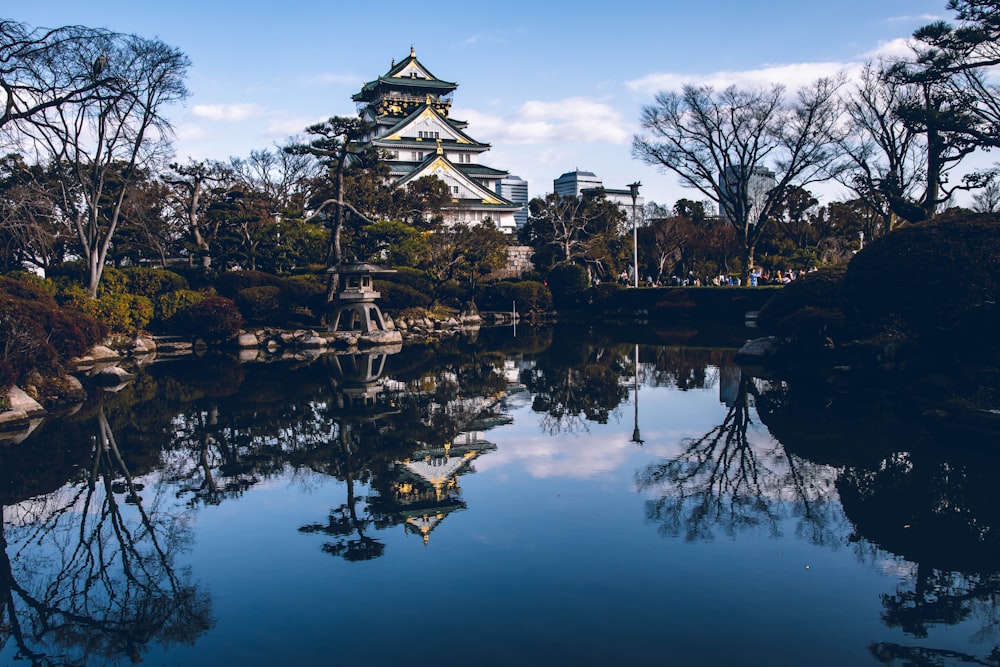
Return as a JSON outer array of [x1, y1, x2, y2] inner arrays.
[[631, 344, 643, 445]]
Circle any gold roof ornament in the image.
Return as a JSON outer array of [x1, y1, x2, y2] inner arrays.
[[436, 138, 443, 155], [410, 46, 416, 57]]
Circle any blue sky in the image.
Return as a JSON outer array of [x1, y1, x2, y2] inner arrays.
[[12, 1, 958, 208]]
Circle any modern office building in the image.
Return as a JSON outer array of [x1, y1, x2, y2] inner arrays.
[[553, 170, 603, 198], [497, 175, 529, 229], [718, 165, 777, 221], [353, 48, 521, 233]]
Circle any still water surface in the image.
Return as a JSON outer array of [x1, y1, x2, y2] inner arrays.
[[1, 325, 997, 666]]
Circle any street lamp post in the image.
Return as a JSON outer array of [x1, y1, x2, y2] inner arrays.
[[628, 181, 641, 288]]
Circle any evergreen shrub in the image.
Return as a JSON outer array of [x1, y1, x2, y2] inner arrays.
[[122, 267, 189, 299], [376, 281, 432, 310], [171, 295, 243, 342], [546, 264, 589, 309], [157, 289, 206, 325], [479, 280, 552, 312], [0, 276, 107, 381], [757, 266, 847, 340], [213, 270, 284, 300], [235, 286, 284, 325], [61, 285, 153, 334], [843, 213, 1000, 342]]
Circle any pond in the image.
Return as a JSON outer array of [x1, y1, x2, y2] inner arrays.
[[1, 323, 998, 666]]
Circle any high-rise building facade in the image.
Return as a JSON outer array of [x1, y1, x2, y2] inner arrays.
[[497, 175, 529, 229], [718, 165, 777, 221], [553, 170, 603, 198]]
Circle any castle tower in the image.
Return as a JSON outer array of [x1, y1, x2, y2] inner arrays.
[[352, 48, 522, 233]]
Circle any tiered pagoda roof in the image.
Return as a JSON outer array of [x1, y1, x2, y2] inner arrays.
[[352, 48, 522, 232]]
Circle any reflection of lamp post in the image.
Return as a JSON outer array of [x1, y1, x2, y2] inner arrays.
[[628, 181, 641, 288], [631, 344, 643, 445]]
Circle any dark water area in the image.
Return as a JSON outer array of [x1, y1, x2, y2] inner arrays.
[[2, 323, 999, 666]]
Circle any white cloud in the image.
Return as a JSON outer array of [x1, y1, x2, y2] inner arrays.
[[888, 14, 942, 22], [191, 103, 265, 122], [175, 123, 207, 142], [626, 62, 850, 95], [863, 37, 917, 60], [265, 115, 324, 138], [454, 98, 630, 146]]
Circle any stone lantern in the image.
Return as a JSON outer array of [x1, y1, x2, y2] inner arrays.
[[327, 262, 402, 345]]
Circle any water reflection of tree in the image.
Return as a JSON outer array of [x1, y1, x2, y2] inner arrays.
[[832, 447, 1000, 665], [758, 371, 1000, 665], [520, 341, 630, 435], [644, 346, 735, 391], [636, 372, 844, 545], [298, 418, 386, 562], [1, 406, 213, 666]]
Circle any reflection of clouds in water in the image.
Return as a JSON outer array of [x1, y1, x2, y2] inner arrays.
[[3, 471, 171, 527], [475, 431, 634, 479], [876, 556, 919, 579], [477, 382, 745, 480]]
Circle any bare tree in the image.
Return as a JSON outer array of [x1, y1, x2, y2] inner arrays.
[[522, 192, 626, 281], [972, 177, 1000, 211], [229, 146, 321, 217], [632, 78, 845, 279], [0, 20, 119, 146], [18, 32, 189, 297], [163, 159, 230, 269]]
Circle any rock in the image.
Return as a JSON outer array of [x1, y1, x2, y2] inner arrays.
[[59, 375, 87, 402], [93, 365, 134, 387], [71, 344, 120, 365], [131, 335, 157, 355], [6, 386, 45, 416], [0, 410, 31, 434], [89, 345, 121, 360], [358, 330, 403, 348], [236, 332, 259, 349], [735, 337, 778, 363], [156, 339, 193, 354], [299, 336, 327, 349]]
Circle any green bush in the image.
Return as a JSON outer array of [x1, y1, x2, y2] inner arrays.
[[479, 280, 552, 312], [385, 267, 434, 294], [156, 289, 206, 325], [546, 264, 589, 309], [62, 285, 153, 335], [4, 271, 56, 296], [236, 285, 284, 325], [171, 295, 243, 342], [375, 280, 432, 310], [0, 276, 107, 381], [757, 266, 847, 337], [122, 267, 189, 299], [585, 281, 625, 307], [213, 270, 283, 300], [435, 280, 470, 309], [843, 214, 1000, 342], [281, 273, 326, 302]]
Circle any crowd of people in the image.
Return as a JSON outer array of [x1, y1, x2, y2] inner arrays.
[[611, 268, 814, 288]]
